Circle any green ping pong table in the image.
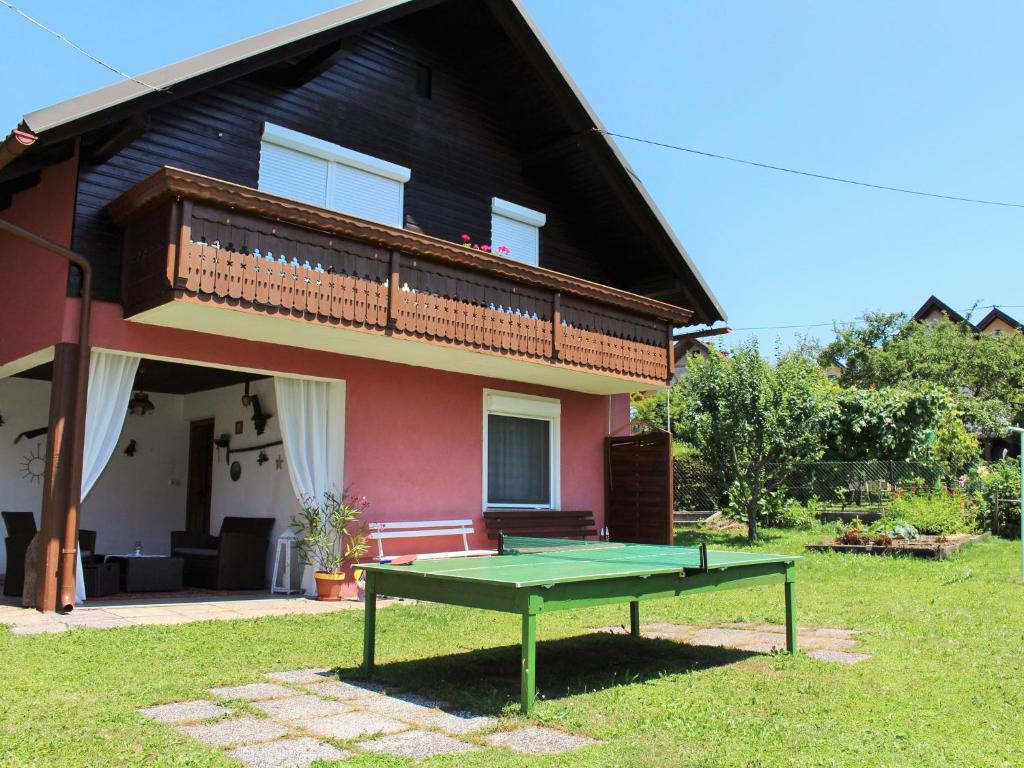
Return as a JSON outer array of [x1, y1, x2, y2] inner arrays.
[[359, 535, 801, 714]]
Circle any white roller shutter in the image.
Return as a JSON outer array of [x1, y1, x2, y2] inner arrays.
[[332, 163, 404, 227], [491, 198, 546, 266], [258, 142, 329, 208]]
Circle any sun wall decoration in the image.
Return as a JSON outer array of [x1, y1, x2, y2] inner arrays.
[[20, 442, 45, 484]]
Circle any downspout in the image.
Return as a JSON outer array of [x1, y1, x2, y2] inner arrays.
[[0, 128, 38, 172], [0, 218, 91, 613]]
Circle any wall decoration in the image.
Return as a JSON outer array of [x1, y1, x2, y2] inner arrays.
[[0, 412, 5, 428], [128, 365, 157, 416], [234, 420, 243, 435], [124, 439, 137, 457], [249, 394, 273, 436], [20, 442, 45, 484], [275, 455, 284, 471], [225, 439, 283, 465], [14, 426, 47, 444], [230, 461, 242, 482], [257, 450, 269, 466]]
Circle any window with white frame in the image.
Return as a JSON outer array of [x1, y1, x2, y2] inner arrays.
[[490, 198, 545, 266], [258, 123, 411, 228], [483, 389, 560, 509]]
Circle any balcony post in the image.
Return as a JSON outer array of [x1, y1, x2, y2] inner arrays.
[[552, 292, 562, 359], [666, 322, 676, 383], [174, 199, 193, 289], [387, 250, 401, 327]]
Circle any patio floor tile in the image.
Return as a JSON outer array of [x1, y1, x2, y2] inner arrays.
[[303, 711, 408, 740], [807, 649, 871, 664], [209, 683, 298, 701], [264, 668, 335, 684], [180, 716, 290, 748], [255, 694, 355, 721], [304, 680, 385, 701], [228, 737, 350, 768], [483, 726, 599, 754], [358, 729, 479, 760], [138, 700, 231, 724], [412, 709, 498, 735]]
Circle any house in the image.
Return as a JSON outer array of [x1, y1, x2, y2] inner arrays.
[[0, 0, 724, 612], [912, 295, 1021, 335]]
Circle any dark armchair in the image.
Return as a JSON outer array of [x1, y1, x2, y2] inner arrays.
[[170, 516, 275, 590], [3, 511, 36, 597]]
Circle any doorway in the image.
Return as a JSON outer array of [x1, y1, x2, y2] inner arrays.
[[186, 418, 215, 535]]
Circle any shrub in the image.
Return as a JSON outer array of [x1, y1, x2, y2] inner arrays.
[[886, 490, 975, 536], [764, 498, 820, 529], [975, 458, 1021, 535]]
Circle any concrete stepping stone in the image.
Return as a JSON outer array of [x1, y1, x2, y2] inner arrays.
[[359, 729, 479, 760], [264, 669, 335, 685], [304, 711, 408, 740], [138, 700, 231, 724], [254, 694, 354, 721], [483, 726, 598, 754], [228, 736, 349, 767], [412, 709, 498, 735], [355, 692, 443, 721], [304, 680, 382, 701], [209, 683, 297, 701], [807, 649, 871, 665], [180, 716, 290, 748]]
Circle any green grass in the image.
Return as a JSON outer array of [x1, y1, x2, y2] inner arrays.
[[2, 525, 1023, 767]]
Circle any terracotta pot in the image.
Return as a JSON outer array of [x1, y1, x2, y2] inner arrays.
[[314, 572, 347, 601]]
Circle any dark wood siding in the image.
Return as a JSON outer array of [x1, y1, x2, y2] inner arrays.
[[71, 0, 669, 302]]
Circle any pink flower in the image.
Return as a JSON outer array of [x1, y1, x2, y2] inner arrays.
[[461, 233, 471, 242], [497, 245, 510, 254], [480, 244, 491, 252]]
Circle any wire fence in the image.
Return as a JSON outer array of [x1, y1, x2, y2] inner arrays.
[[673, 459, 945, 513]]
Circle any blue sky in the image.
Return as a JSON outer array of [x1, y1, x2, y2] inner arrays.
[[2, 0, 1021, 353]]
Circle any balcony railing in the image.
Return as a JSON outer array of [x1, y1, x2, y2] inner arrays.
[[110, 167, 691, 386]]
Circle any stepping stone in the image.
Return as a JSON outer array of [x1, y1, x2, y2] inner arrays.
[[228, 736, 349, 768], [483, 726, 598, 754], [413, 709, 498, 735], [807, 649, 871, 665], [355, 692, 441, 721], [254, 694, 354, 721], [304, 680, 380, 701], [813, 627, 863, 639], [359, 729, 479, 760], [304, 711, 408, 740], [138, 700, 231, 724], [180, 717, 290, 748], [209, 683, 297, 701], [264, 668, 335, 684]]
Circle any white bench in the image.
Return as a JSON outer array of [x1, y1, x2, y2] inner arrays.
[[368, 519, 496, 561]]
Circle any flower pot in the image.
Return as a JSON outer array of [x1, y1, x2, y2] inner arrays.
[[313, 572, 347, 601]]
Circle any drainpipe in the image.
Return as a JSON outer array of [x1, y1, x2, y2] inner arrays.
[[0, 218, 91, 612], [0, 128, 38, 172]]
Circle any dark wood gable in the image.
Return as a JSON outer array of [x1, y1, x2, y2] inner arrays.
[[70, 0, 683, 308]]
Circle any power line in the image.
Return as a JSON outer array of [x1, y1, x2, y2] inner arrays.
[[0, 0, 168, 93], [600, 129, 1024, 210], [727, 304, 1022, 332]]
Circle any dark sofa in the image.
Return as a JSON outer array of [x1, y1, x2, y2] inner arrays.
[[170, 516, 275, 590]]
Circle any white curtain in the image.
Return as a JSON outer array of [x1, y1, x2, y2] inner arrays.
[[274, 377, 345, 595], [76, 350, 139, 604]]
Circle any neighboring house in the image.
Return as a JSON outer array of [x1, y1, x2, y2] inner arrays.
[[912, 295, 1022, 335], [0, 0, 724, 610]]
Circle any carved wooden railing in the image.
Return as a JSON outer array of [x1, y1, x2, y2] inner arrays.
[[111, 167, 691, 385]]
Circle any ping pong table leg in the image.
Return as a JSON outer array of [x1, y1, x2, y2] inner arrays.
[[784, 567, 797, 655], [521, 611, 537, 715], [363, 574, 377, 673], [629, 600, 640, 638]]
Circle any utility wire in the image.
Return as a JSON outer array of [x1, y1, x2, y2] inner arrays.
[[600, 129, 1024, 210], [726, 304, 1023, 332], [0, 0, 168, 93]]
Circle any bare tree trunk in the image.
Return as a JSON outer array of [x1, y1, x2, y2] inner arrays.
[[747, 473, 761, 542]]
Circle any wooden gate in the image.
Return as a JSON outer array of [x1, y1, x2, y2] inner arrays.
[[605, 431, 674, 544]]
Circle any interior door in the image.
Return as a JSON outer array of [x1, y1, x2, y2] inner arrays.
[[186, 419, 215, 535]]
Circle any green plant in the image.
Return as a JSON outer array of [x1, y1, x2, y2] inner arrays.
[[291, 487, 370, 574], [887, 490, 975, 536], [974, 458, 1021, 534], [763, 498, 820, 529]]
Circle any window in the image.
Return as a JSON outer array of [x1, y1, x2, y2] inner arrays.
[[483, 389, 560, 509], [490, 198, 545, 266], [258, 123, 411, 228]]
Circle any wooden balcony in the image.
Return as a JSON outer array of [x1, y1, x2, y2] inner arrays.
[[109, 168, 691, 393]]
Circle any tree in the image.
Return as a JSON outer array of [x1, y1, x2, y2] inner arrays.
[[676, 341, 837, 541]]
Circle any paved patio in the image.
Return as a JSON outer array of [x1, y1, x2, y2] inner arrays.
[[141, 669, 599, 765], [0, 593, 371, 635]]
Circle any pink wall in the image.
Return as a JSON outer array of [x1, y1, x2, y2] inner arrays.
[[0, 150, 78, 367]]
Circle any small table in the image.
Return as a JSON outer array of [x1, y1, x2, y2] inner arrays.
[[106, 555, 184, 592]]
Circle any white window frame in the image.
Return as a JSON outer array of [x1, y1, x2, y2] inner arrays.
[[260, 123, 411, 226], [482, 388, 560, 511]]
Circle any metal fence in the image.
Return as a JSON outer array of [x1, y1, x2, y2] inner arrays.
[[672, 458, 944, 513]]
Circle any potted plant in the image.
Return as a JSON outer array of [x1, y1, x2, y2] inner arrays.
[[291, 487, 369, 601]]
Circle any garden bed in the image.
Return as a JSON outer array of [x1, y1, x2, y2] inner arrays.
[[807, 533, 988, 559]]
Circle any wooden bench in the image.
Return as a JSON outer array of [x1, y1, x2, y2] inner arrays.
[[368, 519, 496, 561], [482, 510, 599, 541]]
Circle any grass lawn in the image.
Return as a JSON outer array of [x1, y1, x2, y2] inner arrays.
[[2, 524, 1023, 767]]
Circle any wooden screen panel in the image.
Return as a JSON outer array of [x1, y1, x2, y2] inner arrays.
[[605, 431, 673, 545]]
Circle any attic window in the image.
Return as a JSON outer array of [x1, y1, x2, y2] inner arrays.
[[416, 63, 433, 99]]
